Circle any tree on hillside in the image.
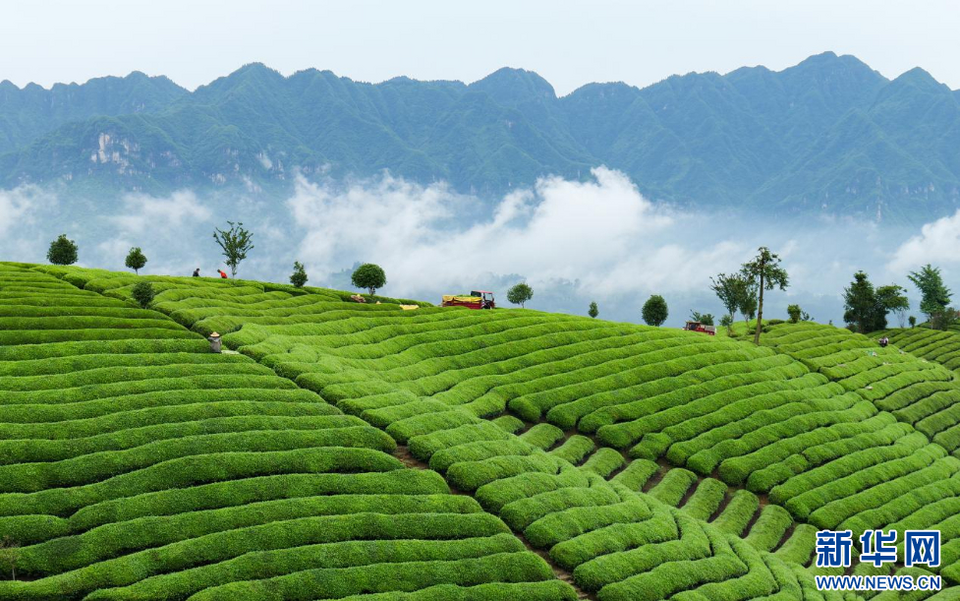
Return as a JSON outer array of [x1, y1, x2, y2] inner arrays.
[[710, 273, 751, 330], [876, 284, 910, 328], [689, 311, 714, 326], [0, 535, 19, 581], [642, 295, 668, 327], [909, 316, 917, 328], [843, 271, 882, 333], [588, 301, 599, 318], [787, 304, 802, 324], [290, 261, 308, 288], [507, 283, 534, 308], [47, 234, 78, 266], [125, 247, 147, 274], [131, 281, 155, 309], [843, 272, 910, 333], [740, 288, 758, 323], [351, 263, 387, 296], [742, 247, 789, 344], [908, 264, 952, 329], [212, 221, 254, 277]]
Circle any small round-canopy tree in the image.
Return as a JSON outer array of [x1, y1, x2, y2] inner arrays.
[[642, 295, 668, 327], [212, 221, 254, 277], [507, 283, 534, 308], [131, 281, 155, 309], [787, 304, 802, 324], [125, 247, 147, 274], [588, 301, 599, 318], [352, 263, 386, 296], [47, 234, 78, 265], [290, 261, 308, 288]]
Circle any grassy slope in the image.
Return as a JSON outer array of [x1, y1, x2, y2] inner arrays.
[[0, 263, 570, 601], [15, 263, 960, 599], [4, 264, 854, 601]]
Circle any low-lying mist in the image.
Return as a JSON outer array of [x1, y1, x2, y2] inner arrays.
[[3, 168, 957, 328]]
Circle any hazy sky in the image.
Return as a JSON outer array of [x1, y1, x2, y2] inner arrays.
[[3, 0, 959, 95]]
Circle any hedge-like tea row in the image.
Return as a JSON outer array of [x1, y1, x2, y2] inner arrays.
[[0, 264, 568, 600], [27, 264, 960, 596]]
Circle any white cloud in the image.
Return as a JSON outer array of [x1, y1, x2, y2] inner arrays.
[[289, 167, 749, 300], [110, 189, 212, 235], [0, 186, 59, 260], [0, 185, 55, 237], [888, 210, 960, 274]]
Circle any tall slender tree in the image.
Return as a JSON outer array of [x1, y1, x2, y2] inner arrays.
[[741, 247, 789, 345], [212, 221, 254, 277]]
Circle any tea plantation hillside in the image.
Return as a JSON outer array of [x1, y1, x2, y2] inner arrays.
[[0, 263, 574, 601], [7, 263, 960, 600], [874, 327, 960, 376]]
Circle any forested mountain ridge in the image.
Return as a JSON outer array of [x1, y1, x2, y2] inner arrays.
[[2, 51, 960, 221]]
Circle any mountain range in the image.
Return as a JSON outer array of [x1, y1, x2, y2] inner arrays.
[[2, 51, 960, 222]]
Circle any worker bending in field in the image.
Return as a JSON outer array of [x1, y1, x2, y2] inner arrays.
[[192, 268, 200, 277], [218, 269, 228, 279]]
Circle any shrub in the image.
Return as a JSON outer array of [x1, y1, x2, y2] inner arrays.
[[290, 261, 308, 288], [130, 281, 155, 309], [588, 302, 599, 318], [787, 304, 802, 323]]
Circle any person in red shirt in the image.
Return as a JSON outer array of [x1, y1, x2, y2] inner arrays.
[[218, 269, 228, 279]]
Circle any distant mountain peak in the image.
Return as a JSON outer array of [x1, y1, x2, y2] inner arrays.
[[470, 67, 557, 102]]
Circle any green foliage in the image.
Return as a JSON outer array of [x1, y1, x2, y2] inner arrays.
[[877, 284, 910, 328], [641, 295, 668, 327], [909, 315, 917, 327], [842, 271, 904, 333], [289, 261, 308, 288], [14, 261, 960, 600], [507, 283, 534, 308], [130, 281, 155, 309], [741, 247, 788, 344], [689, 311, 714, 326], [710, 273, 752, 324], [212, 221, 254, 277], [588, 301, 598, 319], [786, 304, 802, 324], [46, 234, 78, 266], [123, 247, 147, 274], [351, 263, 387, 295], [908, 264, 952, 328]]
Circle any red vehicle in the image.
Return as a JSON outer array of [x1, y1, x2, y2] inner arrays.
[[684, 321, 716, 335], [441, 290, 496, 309]]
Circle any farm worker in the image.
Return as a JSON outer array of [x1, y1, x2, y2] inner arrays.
[[207, 332, 222, 353], [218, 269, 228, 279], [192, 268, 200, 277]]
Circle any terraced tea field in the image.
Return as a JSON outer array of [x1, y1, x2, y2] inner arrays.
[[0, 264, 571, 601], [7, 263, 960, 600]]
